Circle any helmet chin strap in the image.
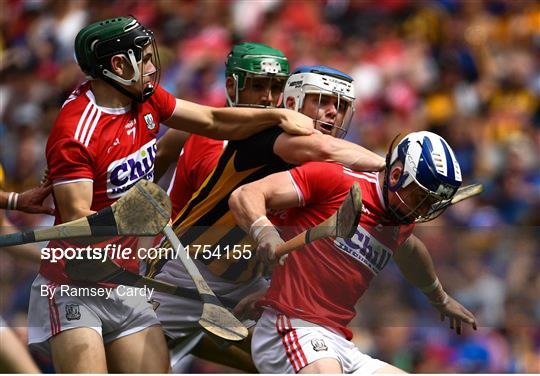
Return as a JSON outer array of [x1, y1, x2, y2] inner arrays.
[[102, 49, 141, 85], [100, 49, 151, 103]]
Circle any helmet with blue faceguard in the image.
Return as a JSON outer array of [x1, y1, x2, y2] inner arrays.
[[384, 131, 462, 223], [284, 65, 355, 138]]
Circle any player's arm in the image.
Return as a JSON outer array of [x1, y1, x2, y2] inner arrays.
[[273, 133, 385, 171], [53, 181, 94, 222], [230, 171, 299, 231], [0, 183, 54, 215], [164, 99, 314, 140], [52, 181, 110, 247], [394, 234, 478, 334], [154, 129, 190, 182], [229, 171, 299, 265], [0, 179, 53, 263]]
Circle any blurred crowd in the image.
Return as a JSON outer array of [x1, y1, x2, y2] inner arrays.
[[0, 0, 539, 373]]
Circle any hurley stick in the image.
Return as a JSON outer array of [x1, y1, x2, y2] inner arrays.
[[162, 225, 248, 342], [275, 182, 362, 259], [0, 180, 171, 247]]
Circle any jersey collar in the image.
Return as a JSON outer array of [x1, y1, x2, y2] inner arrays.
[[86, 90, 132, 115]]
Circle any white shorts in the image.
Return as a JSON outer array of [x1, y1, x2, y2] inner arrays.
[[27, 274, 160, 355], [149, 258, 268, 343], [252, 310, 389, 374]]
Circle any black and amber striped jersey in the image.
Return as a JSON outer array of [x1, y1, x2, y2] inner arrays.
[[147, 127, 290, 283]]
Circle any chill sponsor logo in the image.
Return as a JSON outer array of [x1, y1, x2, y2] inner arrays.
[[107, 139, 156, 198], [333, 226, 393, 275]]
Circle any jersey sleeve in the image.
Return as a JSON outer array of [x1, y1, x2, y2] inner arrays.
[[46, 136, 94, 184], [151, 85, 176, 121], [289, 162, 345, 206], [230, 126, 285, 171]]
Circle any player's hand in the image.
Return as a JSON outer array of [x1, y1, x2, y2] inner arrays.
[[256, 227, 286, 267], [275, 108, 315, 136], [432, 294, 477, 335], [17, 182, 55, 215], [233, 288, 267, 321]]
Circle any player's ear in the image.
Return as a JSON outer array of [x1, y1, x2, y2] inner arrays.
[[285, 96, 295, 110], [389, 163, 403, 186], [110, 55, 124, 75], [110, 54, 131, 77]]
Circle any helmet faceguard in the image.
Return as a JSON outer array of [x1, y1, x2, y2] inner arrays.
[[225, 42, 290, 108], [383, 131, 462, 224], [75, 17, 161, 103], [284, 66, 355, 139]]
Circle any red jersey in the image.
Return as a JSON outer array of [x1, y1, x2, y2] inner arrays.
[[260, 162, 415, 340], [41, 81, 176, 284], [168, 136, 226, 219]]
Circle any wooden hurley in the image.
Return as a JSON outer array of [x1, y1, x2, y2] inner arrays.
[[0, 180, 171, 247], [275, 182, 363, 259], [162, 225, 248, 342]]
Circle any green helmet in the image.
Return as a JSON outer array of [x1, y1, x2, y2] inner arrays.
[[225, 42, 290, 107], [74, 16, 161, 102]]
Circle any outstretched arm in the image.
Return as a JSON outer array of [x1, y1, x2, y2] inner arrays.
[[164, 99, 315, 140], [394, 235, 478, 335], [273, 133, 385, 172]]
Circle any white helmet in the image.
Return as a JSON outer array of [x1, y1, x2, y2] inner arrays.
[[284, 65, 355, 138], [385, 131, 463, 223]]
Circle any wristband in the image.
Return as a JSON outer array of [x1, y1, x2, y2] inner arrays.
[[249, 215, 270, 239], [6, 192, 19, 210], [252, 226, 280, 243]]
